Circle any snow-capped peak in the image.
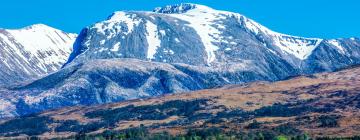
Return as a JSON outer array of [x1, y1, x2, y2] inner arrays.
[[11, 23, 77, 38], [21, 24, 72, 35], [24, 23, 52, 29], [153, 3, 213, 14], [0, 24, 77, 86], [5, 24, 77, 54], [2, 24, 77, 72]]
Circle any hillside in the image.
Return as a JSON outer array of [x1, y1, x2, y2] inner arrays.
[[1, 65, 360, 139]]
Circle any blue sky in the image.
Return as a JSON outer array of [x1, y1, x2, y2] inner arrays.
[[0, 0, 359, 39]]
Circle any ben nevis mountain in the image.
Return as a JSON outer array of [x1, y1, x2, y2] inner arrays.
[[1, 3, 360, 135], [0, 24, 77, 86]]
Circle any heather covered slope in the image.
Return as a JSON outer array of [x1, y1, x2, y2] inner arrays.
[[1, 65, 360, 138]]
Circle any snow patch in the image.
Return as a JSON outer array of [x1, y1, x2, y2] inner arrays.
[[166, 5, 224, 64], [94, 12, 141, 37], [272, 36, 323, 59], [230, 42, 237, 45], [111, 42, 121, 52], [175, 38, 180, 43], [100, 40, 106, 45], [164, 49, 175, 54], [228, 12, 323, 60], [159, 30, 166, 36], [328, 40, 345, 54], [217, 24, 225, 29], [145, 21, 161, 60]]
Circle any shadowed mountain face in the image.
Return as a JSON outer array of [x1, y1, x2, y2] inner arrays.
[[1, 3, 360, 119], [1, 65, 360, 138], [0, 58, 270, 118], [0, 24, 77, 87]]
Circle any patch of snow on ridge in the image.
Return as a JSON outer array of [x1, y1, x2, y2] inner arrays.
[[159, 30, 166, 36], [175, 38, 180, 43], [237, 15, 323, 60], [94, 12, 141, 37], [165, 4, 222, 64], [272, 35, 323, 60], [145, 21, 161, 60], [111, 42, 121, 52], [328, 39, 345, 54]]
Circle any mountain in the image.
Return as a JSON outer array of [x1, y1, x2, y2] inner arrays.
[[0, 24, 77, 87], [1, 65, 360, 139], [64, 3, 360, 73], [1, 3, 360, 118]]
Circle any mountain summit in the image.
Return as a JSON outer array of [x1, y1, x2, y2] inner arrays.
[[153, 3, 211, 14]]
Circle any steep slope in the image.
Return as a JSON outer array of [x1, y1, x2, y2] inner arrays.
[[304, 38, 360, 73], [0, 24, 77, 86], [1, 65, 360, 138]]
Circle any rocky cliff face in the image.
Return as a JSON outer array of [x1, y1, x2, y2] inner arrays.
[[0, 24, 77, 86], [1, 4, 360, 118]]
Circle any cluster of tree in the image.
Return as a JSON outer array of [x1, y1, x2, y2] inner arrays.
[[0, 116, 51, 136], [317, 115, 339, 128], [51, 99, 213, 134], [213, 101, 336, 123], [83, 99, 210, 126]]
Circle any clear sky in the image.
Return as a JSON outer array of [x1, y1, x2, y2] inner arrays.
[[0, 0, 359, 39]]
